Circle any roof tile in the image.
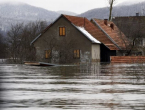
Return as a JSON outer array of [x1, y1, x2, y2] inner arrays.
[[93, 19, 129, 50], [64, 15, 119, 50]]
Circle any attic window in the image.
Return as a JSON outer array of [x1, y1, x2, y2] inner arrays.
[[59, 27, 66, 36], [110, 23, 114, 30]]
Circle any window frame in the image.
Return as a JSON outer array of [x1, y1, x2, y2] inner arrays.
[[59, 27, 66, 36], [73, 49, 80, 59], [45, 50, 51, 59]]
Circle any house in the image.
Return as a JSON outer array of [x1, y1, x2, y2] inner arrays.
[[31, 14, 129, 63], [90, 18, 130, 61], [31, 14, 101, 63], [112, 14, 145, 55]]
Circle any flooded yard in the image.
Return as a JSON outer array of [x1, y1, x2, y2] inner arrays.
[[0, 63, 145, 110]]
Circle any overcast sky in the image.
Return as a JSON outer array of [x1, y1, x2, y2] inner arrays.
[[0, 0, 144, 14]]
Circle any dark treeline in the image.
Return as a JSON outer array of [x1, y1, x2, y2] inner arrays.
[[0, 20, 48, 63], [0, 33, 7, 58]]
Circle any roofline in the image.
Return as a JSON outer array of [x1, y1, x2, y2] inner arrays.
[[62, 15, 100, 44], [91, 18, 121, 50], [113, 16, 145, 18], [30, 14, 63, 45], [30, 33, 41, 45], [63, 15, 100, 44], [31, 14, 101, 45], [71, 23, 100, 44]]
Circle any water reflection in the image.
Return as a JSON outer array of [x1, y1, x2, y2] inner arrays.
[[0, 63, 145, 110]]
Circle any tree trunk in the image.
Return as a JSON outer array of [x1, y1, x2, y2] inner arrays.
[[109, 0, 113, 21]]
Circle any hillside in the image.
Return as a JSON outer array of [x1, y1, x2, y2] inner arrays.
[[56, 10, 78, 16], [0, 2, 60, 33], [0, 2, 59, 21], [0, 1, 145, 36], [79, 1, 145, 19]]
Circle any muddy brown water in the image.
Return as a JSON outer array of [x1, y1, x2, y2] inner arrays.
[[0, 63, 145, 110]]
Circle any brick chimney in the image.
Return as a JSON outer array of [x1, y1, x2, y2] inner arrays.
[[110, 23, 114, 30], [104, 19, 108, 25]]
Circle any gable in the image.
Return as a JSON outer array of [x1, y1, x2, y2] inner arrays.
[[32, 15, 101, 48], [31, 14, 100, 45]]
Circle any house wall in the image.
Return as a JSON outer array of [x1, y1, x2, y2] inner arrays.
[[91, 44, 100, 62], [33, 16, 100, 63], [143, 38, 145, 46]]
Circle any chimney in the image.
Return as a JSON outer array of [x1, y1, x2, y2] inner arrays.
[[110, 23, 114, 30], [136, 13, 139, 16], [104, 19, 108, 25]]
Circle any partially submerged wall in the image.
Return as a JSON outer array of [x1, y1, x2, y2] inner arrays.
[[91, 44, 100, 62], [33, 16, 100, 64], [111, 56, 145, 63]]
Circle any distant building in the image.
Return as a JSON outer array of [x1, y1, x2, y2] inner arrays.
[[112, 15, 145, 55], [31, 14, 129, 63]]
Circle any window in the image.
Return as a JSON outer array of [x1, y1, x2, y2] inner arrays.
[[59, 27, 65, 36], [45, 50, 51, 59], [74, 50, 80, 59]]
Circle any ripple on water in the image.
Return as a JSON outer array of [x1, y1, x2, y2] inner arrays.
[[0, 63, 145, 110]]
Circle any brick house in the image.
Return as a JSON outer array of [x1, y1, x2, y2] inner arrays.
[[31, 14, 129, 63]]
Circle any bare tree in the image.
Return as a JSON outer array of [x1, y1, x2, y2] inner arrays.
[[7, 20, 47, 63], [113, 17, 145, 56], [7, 23, 24, 63], [0, 33, 7, 58], [21, 20, 47, 62], [108, 0, 116, 21]]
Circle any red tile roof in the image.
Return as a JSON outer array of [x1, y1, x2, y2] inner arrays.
[[63, 15, 119, 50], [32, 14, 127, 50], [92, 18, 130, 50]]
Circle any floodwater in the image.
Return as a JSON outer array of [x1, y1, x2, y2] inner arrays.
[[0, 63, 145, 110]]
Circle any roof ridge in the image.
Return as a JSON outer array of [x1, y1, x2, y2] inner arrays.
[[63, 14, 87, 19], [94, 18, 113, 23]]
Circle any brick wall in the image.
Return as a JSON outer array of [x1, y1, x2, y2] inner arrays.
[[110, 56, 145, 63]]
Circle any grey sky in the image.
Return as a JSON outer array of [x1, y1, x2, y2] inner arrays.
[[0, 0, 144, 14]]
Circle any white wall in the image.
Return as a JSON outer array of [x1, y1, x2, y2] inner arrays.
[[91, 44, 100, 61]]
